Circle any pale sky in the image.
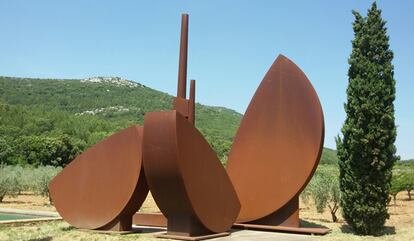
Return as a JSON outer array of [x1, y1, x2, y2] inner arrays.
[[0, 1, 413, 159]]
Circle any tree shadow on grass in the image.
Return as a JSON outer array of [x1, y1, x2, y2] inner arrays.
[[301, 217, 332, 223], [28, 237, 52, 241], [300, 219, 330, 229], [134, 226, 166, 234], [60, 226, 75, 231], [1, 200, 28, 204], [340, 224, 396, 236]]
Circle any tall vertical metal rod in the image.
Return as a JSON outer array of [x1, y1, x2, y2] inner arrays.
[[177, 13, 189, 98]]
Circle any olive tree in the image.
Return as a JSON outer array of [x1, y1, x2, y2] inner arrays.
[[302, 165, 340, 222]]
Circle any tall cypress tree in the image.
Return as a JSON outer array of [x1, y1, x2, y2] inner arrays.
[[336, 2, 398, 235]]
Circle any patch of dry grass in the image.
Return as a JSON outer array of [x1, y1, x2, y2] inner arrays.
[[0, 192, 55, 212], [139, 192, 160, 213], [0, 191, 161, 213], [301, 192, 414, 240], [0, 192, 413, 240], [0, 221, 170, 241]]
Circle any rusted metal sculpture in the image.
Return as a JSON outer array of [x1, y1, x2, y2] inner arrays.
[[141, 14, 240, 240], [49, 12, 329, 240], [173, 14, 196, 125], [132, 14, 196, 232], [49, 126, 148, 231], [143, 111, 240, 240], [226, 55, 329, 234]]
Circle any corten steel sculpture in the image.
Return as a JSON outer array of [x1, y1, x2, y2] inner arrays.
[[49, 126, 149, 231], [49, 12, 330, 239], [132, 14, 195, 231], [141, 14, 241, 240], [143, 111, 240, 240], [173, 14, 196, 125], [226, 55, 329, 235]]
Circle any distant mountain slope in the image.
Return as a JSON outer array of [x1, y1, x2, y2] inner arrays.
[[0, 76, 241, 161], [0, 76, 337, 164], [397, 159, 414, 167], [320, 148, 339, 165]]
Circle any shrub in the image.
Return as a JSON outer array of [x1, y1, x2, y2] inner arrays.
[[302, 165, 340, 222], [0, 137, 13, 165], [16, 135, 79, 167], [0, 165, 61, 203], [392, 162, 414, 201], [32, 166, 62, 204], [400, 173, 414, 200], [389, 173, 404, 205], [0, 165, 20, 202]]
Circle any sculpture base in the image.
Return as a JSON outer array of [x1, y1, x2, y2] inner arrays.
[[233, 195, 330, 235], [232, 223, 330, 235], [133, 212, 167, 227], [156, 215, 229, 240], [156, 232, 230, 240], [96, 214, 133, 231]]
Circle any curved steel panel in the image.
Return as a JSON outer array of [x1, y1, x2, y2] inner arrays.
[[49, 125, 148, 229], [143, 111, 240, 233], [226, 55, 324, 222]]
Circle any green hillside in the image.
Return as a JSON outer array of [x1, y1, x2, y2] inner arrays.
[[0, 76, 337, 166], [320, 147, 339, 165], [396, 159, 414, 168], [0, 76, 241, 165]]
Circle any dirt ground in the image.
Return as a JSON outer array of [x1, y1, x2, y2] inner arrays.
[[300, 191, 414, 228], [0, 191, 160, 213], [2, 191, 412, 226], [299, 192, 414, 240], [1, 191, 413, 240]]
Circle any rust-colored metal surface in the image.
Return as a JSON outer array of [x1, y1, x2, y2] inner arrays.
[[226, 54, 325, 223], [143, 111, 240, 236], [49, 125, 149, 230], [177, 13, 188, 99], [49, 12, 329, 239], [156, 232, 230, 241], [173, 14, 195, 125], [248, 195, 300, 227], [233, 195, 330, 234], [133, 213, 167, 227], [188, 79, 195, 125]]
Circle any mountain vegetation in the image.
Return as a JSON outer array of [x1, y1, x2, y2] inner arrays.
[[0, 76, 241, 165], [320, 148, 339, 165], [1, 75, 407, 168]]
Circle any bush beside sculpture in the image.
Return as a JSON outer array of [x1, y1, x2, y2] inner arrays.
[[391, 163, 414, 204], [302, 165, 340, 222], [0, 165, 61, 203]]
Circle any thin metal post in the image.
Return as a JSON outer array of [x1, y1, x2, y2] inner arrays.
[[177, 14, 189, 98]]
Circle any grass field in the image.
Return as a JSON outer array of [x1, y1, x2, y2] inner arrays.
[[0, 192, 413, 241]]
